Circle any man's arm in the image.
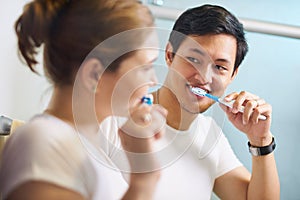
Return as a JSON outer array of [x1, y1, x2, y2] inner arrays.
[[214, 152, 279, 200], [214, 91, 280, 200], [214, 166, 250, 200], [248, 151, 280, 199]]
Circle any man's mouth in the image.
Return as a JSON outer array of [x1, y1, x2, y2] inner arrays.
[[186, 83, 210, 94]]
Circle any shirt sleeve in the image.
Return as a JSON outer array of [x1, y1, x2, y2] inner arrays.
[[0, 118, 97, 199], [215, 131, 243, 178]]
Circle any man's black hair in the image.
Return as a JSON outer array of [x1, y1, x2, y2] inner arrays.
[[169, 4, 248, 72]]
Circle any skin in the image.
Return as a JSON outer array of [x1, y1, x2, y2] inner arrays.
[[154, 33, 279, 200], [99, 49, 158, 118]]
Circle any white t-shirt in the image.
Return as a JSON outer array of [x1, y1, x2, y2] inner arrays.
[[0, 113, 241, 200], [106, 114, 242, 200], [0, 114, 128, 200], [152, 114, 242, 200]]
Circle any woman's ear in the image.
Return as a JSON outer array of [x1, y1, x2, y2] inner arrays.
[[79, 58, 104, 93], [165, 42, 174, 67]]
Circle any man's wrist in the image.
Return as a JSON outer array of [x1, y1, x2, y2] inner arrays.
[[248, 137, 276, 156], [248, 134, 273, 147]]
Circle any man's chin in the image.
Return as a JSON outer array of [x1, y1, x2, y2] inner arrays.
[[180, 103, 210, 114]]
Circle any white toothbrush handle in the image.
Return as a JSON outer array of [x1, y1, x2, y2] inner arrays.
[[219, 99, 267, 120]]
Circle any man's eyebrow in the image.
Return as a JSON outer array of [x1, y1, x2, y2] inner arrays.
[[189, 48, 232, 66], [189, 48, 206, 56], [215, 58, 231, 65]]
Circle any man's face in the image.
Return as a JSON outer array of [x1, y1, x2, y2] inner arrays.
[[165, 33, 238, 113]]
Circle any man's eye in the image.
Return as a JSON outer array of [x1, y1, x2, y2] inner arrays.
[[186, 57, 200, 64], [215, 65, 227, 71]]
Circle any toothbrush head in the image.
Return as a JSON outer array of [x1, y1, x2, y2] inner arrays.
[[141, 95, 153, 105], [189, 86, 207, 97]]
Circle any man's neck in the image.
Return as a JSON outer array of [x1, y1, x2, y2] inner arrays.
[[153, 87, 197, 131]]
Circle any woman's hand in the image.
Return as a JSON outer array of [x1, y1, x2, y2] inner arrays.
[[119, 97, 167, 153], [119, 95, 167, 200]]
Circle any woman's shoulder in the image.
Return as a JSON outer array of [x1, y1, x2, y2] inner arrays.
[[14, 114, 78, 143], [3, 113, 85, 160], [0, 114, 97, 199]]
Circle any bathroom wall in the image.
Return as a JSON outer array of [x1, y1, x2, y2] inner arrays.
[[0, 0, 50, 121]]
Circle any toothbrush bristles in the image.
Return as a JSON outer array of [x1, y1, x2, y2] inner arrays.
[[189, 86, 207, 96]]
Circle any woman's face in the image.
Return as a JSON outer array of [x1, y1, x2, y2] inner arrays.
[[110, 48, 159, 116], [92, 29, 159, 118]]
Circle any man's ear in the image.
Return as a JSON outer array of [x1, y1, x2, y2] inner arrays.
[[79, 58, 104, 93], [165, 42, 174, 67]]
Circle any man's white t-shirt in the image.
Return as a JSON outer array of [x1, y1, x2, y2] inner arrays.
[[152, 114, 242, 199], [105, 114, 242, 200]]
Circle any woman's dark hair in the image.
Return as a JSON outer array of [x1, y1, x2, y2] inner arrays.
[[169, 4, 248, 72], [15, 0, 154, 86]]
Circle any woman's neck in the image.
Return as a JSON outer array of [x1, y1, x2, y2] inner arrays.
[[45, 85, 99, 134], [45, 85, 74, 123]]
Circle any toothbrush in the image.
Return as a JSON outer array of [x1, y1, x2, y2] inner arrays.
[[141, 96, 153, 105], [190, 86, 267, 120]]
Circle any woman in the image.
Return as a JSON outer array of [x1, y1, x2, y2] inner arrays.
[[0, 0, 166, 199]]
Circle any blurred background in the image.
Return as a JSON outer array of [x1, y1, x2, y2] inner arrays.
[[1, 0, 300, 199]]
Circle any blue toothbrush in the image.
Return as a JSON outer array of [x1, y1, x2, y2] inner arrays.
[[190, 86, 267, 120]]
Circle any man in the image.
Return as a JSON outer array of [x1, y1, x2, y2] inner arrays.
[[151, 4, 280, 199]]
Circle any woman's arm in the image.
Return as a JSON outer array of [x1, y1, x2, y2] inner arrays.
[[6, 181, 85, 200]]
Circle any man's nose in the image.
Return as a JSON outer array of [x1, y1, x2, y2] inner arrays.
[[193, 65, 213, 84]]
